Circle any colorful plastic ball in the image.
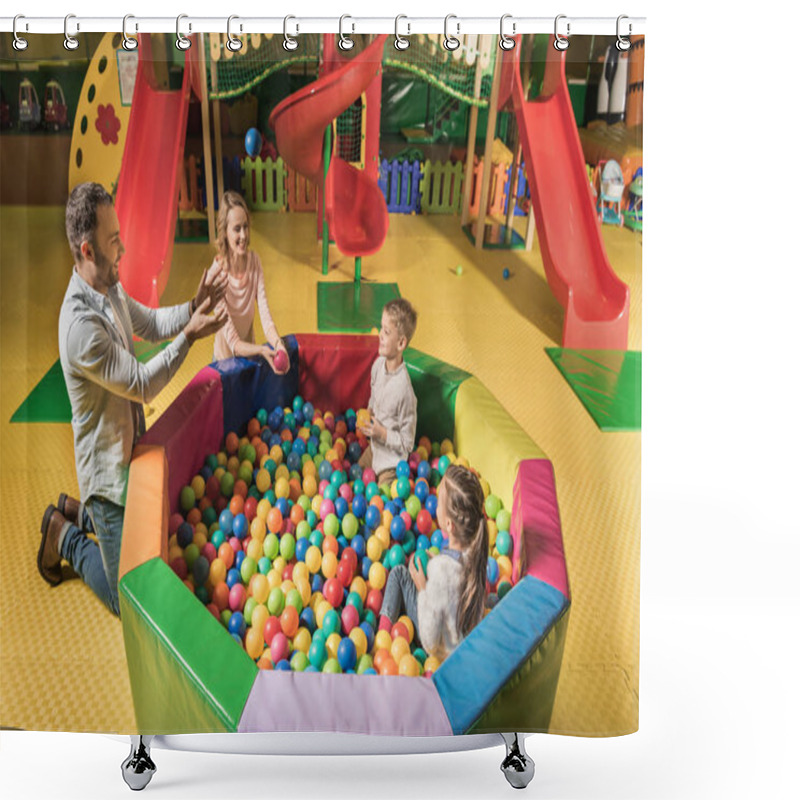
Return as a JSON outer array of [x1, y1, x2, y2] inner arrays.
[[273, 349, 289, 372], [337, 637, 357, 672], [396, 477, 411, 500], [308, 639, 327, 670], [192, 555, 210, 586], [322, 658, 342, 674], [368, 562, 387, 591], [232, 513, 248, 540], [180, 485, 196, 513], [497, 580, 513, 600], [280, 605, 299, 638], [431, 530, 444, 550], [176, 522, 194, 549], [495, 529, 512, 557], [396, 460, 411, 479], [399, 653, 421, 677], [341, 513, 358, 541], [496, 508, 511, 533], [267, 586, 285, 616], [486, 556, 500, 586], [391, 621, 410, 643], [484, 494, 502, 520], [424, 494, 438, 518], [341, 604, 360, 636], [364, 504, 381, 530], [388, 544, 406, 569], [228, 611, 246, 639], [389, 516, 406, 542], [270, 632, 289, 663], [322, 608, 341, 639], [412, 550, 429, 577], [279, 533, 296, 561]]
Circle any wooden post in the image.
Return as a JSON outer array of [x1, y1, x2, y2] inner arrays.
[[197, 33, 216, 244], [460, 35, 484, 229], [209, 52, 225, 216], [475, 37, 503, 250]]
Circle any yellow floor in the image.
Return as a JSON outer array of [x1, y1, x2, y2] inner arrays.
[[0, 207, 640, 735]]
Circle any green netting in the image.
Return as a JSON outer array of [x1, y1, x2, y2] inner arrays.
[[336, 100, 363, 164], [206, 34, 495, 107]]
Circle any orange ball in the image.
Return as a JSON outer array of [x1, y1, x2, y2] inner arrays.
[[379, 657, 399, 676], [247, 418, 261, 439], [233, 479, 248, 498], [186, 508, 202, 526], [267, 507, 283, 535], [398, 653, 421, 677], [322, 535, 339, 557], [218, 542, 234, 569], [373, 648, 391, 672], [229, 495, 244, 517], [290, 504, 306, 526], [288, 478, 302, 503], [225, 432, 239, 455], [280, 605, 300, 638]]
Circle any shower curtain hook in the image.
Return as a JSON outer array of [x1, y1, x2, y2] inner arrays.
[[554, 14, 570, 51], [227, 15, 243, 52], [443, 14, 460, 51], [122, 15, 138, 51], [339, 15, 355, 51], [394, 15, 410, 51], [12, 15, 28, 51], [64, 14, 79, 51], [176, 14, 192, 50], [283, 16, 299, 51], [499, 14, 516, 50], [616, 15, 632, 51]]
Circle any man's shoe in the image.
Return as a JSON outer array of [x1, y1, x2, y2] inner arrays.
[[38, 505, 66, 586], [57, 493, 82, 525]]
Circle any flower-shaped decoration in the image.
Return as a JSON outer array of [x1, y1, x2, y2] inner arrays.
[[95, 104, 121, 146]]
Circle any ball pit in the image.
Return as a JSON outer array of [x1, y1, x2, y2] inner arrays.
[[165, 391, 520, 678]]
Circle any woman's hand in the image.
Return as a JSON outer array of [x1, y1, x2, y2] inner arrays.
[[409, 558, 427, 592], [262, 342, 290, 375]]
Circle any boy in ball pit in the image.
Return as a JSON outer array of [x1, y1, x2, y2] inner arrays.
[[357, 298, 418, 487]]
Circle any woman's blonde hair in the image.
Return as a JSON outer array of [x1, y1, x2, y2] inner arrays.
[[440, 464, 488, 638], [215, 191, 250, 265]]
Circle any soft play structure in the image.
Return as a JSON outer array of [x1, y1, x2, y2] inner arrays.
[[269, 35, 389, 264], [499, 37, 630, 350], [118, 335, 570, 737]]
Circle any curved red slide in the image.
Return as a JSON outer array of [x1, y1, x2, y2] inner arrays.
[[500, 37, 630, 350], [269, 36, 389, 258], [116, 35, 195, 307]]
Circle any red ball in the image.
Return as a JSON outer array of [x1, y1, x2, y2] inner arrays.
[[263, 615, 282, 646], [270, 632, 289, 663], [340, 547, 358, 571], [170, 557, 188, 580], [206, 475, 221, 502], [202, 542, 217, 563], [341, 604, 360, 635], [244, 496, 258, 521], [282, 564, 294, 582], [206, 603, 221, 621], [401, 511, 412, 531], [169, 513, 185, 536], [336, 559, 354, 588], [273, 349, 289, 373], [391, 622, 410, 642], [366, 589, 384, 617], [323, 577, 344, 608], [214, 494, 228, 515], [416, 509, 433, 536], [378, 614, 393, 633]]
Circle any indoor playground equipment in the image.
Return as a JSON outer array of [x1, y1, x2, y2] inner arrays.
[[624, 167, 643, 232], [498, 35, 630, 351], [117, 333, 568, 790], [17, 78, 41, 130], [596, 159, 625, 228], [43, 80, 69, 132]]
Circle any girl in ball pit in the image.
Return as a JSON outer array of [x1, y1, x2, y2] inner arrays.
[[212, 191, 290, 373], [379, 464, 489, 662]]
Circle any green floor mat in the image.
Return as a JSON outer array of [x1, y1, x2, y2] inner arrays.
[[546, 348, 641, 432], [317, 282, 401, 333], [10, 341, 171, 424]]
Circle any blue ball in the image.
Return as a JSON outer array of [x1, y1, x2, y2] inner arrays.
[[292, 438, 306, 456], [347, 441, 362, 463], [417, 461, 431, 481], [260, 428, 272, 444], [311, 573, 324, 594], [300, 606, 316, 631], [275, 659, 292, 671], [218, 510, 233, 535], [431, 530, 444, 550], [337, 637, 357, 672], [302, 401, 315, 421], [487, 557, 499, 585], [416, 534, 430, 551], [176, 522, 194, 549], [361, 556, 373, 579], [268, 433, 283, 449], [414, 481, 429, 502], [228, 611, 246, 639], [352, 494, 367, 519], [363, 668, 378, 675], [337, 535, 348, 553], [359, 622, 375, 653], [425, 494, 438, 518], [295, 537, 310, 563], [396, 460, 411, 479], [234, 550, 246, 570], [244, 127, 263, 158], [287, 452, 301, 472], [503, 268, 510, 280], [276, 497, 290, 517], [319, 460, 333, 482], [232, 513, 248, 540], [346, 414, 357, 433], [351, 534, 366, 560], [364, 504, 381, 530], [200, 465, 213, 482], [390, 515, 406, 541], [334, 496, 349, 519]]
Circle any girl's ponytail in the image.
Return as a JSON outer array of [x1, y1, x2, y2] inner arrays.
[[457, 515, 488, 638]]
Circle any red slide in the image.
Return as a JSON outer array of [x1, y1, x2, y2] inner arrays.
[[116, 35, 195, 307], [500, 37, 630, 350], [269, 36, 389, 258]]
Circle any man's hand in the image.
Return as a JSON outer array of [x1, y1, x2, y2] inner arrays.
[[184, 297, 228, 344], [193, 263, 228, 313]]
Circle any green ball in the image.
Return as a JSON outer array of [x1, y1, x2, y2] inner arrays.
[[256, 408, 268, 426], [319, 442, 330, 458], [388, 544, 405, 568], [484, 494, 503, 520], [279, 533, 296, 561], [202, 506, 217, 527], [312, 628, 327, 646], [497, 580, 513, 600], [263, 533, 280, 560], [308, 640, 326, 669], [323, 514, 340, 538], [413, 550, 430, 577], [264, 458, 277, 476], [342, 513, 358, 540], [243, 596, 258, 625], [238, 466, 253, 486], [396, 477, 411, 499], [195, 585, 209, 605], [437, 455, 451, 476], [356, 654, 374, 674], [291, 652, 310, 672], [220, 609, 232, 628], [240, 556, 257, 585], [322, 658, 342, 674], [205, 454, 219, 471], [309, 529, 324, 549], [322, 609, 341, 638], [296, 520, 311, 540], [243, 444, 256, 466], [297, 495, 311, 513], [413, 647, 427, 665], [180, 486, 196, 512], [345, 591, 363, 615], [220, 472, 235, 498], [286, 588, 303, 614], [184, 543, 200, 569], [258, 557, 272, 575], [319, 429, 333, 445], [496, 508, 511, 533], [405, 495, 421, 520], [267, 587, 285, 616]]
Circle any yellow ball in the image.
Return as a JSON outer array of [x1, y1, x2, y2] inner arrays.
[[305, 545, 322, 574], [251, 603, 270, 637], [302, 475, 318, 497], [311, 495, 323, 517], [275, 464, 290, 482], [269, 445, 284, 465], [295, 577, 312, 607], [398, 653, 420, 677], [246, 539, 264, 561], [257, 498, 271, 521], [245, 627, 265, 660], [227, 456, 240, 476], [266, 569, 282, 591], [168, 544, 183, 563], [280, 579, 295, 596], [398, 615, 415, 642], [390, 480, 399, 500], [375, 525, 391, 550], [368, 562, 386, 591], [325, 448, 338, 464], [168, 533, 178, 550], [273, 556, 287, 575], [480, 478, 491, 499], [374, 629, 393, 653], [292, 562, 309, 585], [390, 636, 410, 663], [192, 530, 207, 550], [256, 469, 272, 494], [349, 576, 367, 602], [310, 592, 324, 612], [321, 551, 339, 579], [216, 452, 227, 468], [302, 460, 317, 478], [293, 627, 311, 654], [496, 555, 513, 581], [487, 519, 498, 549], [381, 510, 394, 530], [349, 627, 368, 659], [423, 656, 441, 674], [209, 557, 227, 586], [366, 535, 384, 563], [274, 477, 290, 500], [250, 517, 267, 542], [440, 439, 454, 455], [325, 633, 341, 659], [315, 599, 333, 629]]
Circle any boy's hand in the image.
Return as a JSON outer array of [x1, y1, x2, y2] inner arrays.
[[360, 417, 387, 444], [409, 558, 427, 592]]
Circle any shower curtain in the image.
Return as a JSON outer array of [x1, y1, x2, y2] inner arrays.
[[0, 27, 642, 741]]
